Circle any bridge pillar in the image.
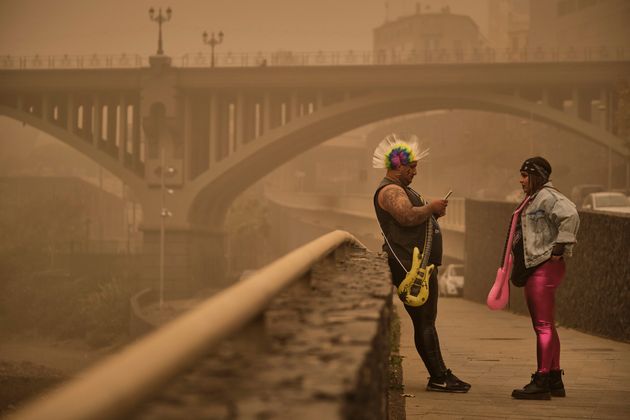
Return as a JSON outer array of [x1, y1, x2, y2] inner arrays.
[[92, 94, 102, 146], [288, 91, 299, 122], [117, 94, 127, 163], [140, 226, 228, 298], [66, 94, 75, 134], [41, 94, 50, 123], [598, 89, 614, 132], [235, 92, 245, 150], [208, 93, 219, 166], [262, 93, 272, 133], [141, 56, 185, 188], [542, 88, 564, 111], [570, 87, 592, 122]]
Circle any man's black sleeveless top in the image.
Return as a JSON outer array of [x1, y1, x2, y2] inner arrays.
[[373, 178, 443, 270]]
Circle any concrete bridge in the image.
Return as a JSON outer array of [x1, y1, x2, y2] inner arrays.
[[1, 55, 628, 293]]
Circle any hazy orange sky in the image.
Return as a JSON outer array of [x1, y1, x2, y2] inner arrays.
[[0, 0, 489, 56]]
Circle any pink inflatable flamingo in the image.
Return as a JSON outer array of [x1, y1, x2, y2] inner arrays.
[[487, 197, 530, 310]]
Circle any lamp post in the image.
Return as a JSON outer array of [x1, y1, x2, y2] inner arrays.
[[202, 30, 224, 67], [159, 147, 175, 310], [149, 7, 172, 55]]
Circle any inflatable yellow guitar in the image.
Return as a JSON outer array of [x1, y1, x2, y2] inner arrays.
[[397, 220, 433, 306]]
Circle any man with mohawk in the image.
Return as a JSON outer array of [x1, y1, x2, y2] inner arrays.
[[373, 133, 471, 393]]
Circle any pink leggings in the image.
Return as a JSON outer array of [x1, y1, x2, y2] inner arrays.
[[524, 258, 565, 374]]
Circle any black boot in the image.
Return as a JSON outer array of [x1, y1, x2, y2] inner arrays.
[[511, 372, 551, 400], [549, 369, 566, 397]]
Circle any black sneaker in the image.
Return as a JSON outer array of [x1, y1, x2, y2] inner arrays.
[[511, 372, 551, 400], [426, 369, 471, 393], [549, 369, 566, 397]]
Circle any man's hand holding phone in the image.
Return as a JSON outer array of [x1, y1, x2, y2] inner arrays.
[[430, 190, 452, 218]]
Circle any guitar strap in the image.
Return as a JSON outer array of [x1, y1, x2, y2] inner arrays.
[[378, 188, 434, 274]]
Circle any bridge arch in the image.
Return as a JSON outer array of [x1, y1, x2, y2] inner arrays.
[[0, 105, 146, 194], [188, 89, 628, 225]]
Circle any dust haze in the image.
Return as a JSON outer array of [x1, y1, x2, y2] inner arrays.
[[1, 0, 629, 416]]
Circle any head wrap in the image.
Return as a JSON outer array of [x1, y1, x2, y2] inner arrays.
[[372, 133, 429, 170], [520, 156, 552, 181]]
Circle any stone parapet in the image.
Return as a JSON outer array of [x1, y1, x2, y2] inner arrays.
[[132, 246, 395, 419], [464, 199, 630, 342]]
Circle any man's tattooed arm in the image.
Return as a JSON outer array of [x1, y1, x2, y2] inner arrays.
[[378, 185, 434, 226]]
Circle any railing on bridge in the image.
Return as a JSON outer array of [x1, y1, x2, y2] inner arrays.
[[2, 46, 628, 70], [180, 46, 630, 68], [0, 53, 145, 70], [8, 231, 367, 420]]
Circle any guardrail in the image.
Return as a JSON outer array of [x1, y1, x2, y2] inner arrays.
[[8, 230, 364, 420], [2, 46, 628, 70], [0, 53, 145, 70], [178, 46, 630, 68]]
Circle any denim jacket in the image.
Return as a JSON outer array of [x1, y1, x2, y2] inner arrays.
[[521, 182, 580, 268]]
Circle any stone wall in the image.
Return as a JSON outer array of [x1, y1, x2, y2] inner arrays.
[[464, 199, 630, 342], [133, 246, 396, 419]]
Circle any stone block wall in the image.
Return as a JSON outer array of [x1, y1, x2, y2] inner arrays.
[[464, 199, 630, 342], [134, 246, 396, 419]]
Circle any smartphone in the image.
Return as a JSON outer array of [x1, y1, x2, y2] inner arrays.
[[443, 190, 453, 200]]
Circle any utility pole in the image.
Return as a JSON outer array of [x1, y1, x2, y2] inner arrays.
[[159, 147, 175, 309]]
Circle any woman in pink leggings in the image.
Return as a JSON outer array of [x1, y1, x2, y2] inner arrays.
[[509, 157, 580, 400]]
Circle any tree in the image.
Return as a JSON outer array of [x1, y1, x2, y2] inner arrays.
[[0, 184, 88, 268]]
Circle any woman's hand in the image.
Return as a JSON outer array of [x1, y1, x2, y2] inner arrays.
[[551, 243, 565, 261]]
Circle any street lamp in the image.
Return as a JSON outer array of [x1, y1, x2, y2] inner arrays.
[[159, 147, 175, 310], [149, 7, 172, 55], [202, 30, 224, 67]]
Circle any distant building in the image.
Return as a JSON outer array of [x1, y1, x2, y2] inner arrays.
[[487, 0, 530, 50], [528, 0, 630, 50], [373, 4, 486, 63]]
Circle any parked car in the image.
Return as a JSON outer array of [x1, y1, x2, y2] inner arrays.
[[438, 264, 464, 297], [571, 184, 604, 209], [581, 192, 630, 214], [611, 188, 630, 203]]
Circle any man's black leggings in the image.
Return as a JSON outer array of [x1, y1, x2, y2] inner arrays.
[[389, 259, 447, 378]]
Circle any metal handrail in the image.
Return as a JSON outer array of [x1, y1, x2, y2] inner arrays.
[[1, 46, 629, 69], [8, 230, 365, 420]]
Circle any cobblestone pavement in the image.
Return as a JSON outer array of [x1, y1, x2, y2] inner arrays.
[[396, 297, 630, 419]]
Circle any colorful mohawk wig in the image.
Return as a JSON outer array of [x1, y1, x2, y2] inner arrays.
[[372, 133, 429, 169]]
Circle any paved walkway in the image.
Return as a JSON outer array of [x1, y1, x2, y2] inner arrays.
[[395, 297, 630, 419]]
